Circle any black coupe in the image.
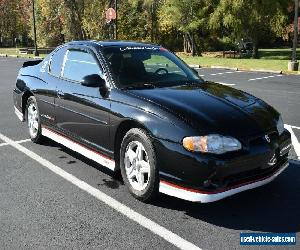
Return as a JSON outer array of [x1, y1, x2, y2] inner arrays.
[[13, 41, 292, 202]]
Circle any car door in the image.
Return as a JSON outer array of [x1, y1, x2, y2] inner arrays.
[[55, 47, 111, 153]]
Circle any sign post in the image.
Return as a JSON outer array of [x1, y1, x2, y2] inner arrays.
[[32, 0, 39, 56], [105, 2, 117, 40], [288, 0, 299, 71], [115, 0, 118, 40]]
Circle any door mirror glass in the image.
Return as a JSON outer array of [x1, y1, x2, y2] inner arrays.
[[81, 74, 106, 88]]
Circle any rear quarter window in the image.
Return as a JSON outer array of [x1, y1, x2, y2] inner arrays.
[[62, 50, 101, 82], [49, 47, 67, 77]]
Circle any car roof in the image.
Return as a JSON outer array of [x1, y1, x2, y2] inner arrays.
[[67, 40, 160, 49]]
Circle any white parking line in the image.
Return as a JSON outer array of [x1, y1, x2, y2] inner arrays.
[[210, 71, 241, 76], [285, 124, 300, 160], [248, 75, 283, 81], [291, 125, 300, 130], [0, 138, 31, 147], [0, 132, 201, 250], [216, 82, 236, 86]]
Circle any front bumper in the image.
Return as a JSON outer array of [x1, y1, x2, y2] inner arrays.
[[159, 161, 288, 202], [156, 129, 291, 202]]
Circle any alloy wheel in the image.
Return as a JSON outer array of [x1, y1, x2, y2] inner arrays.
[[124, 141, 151, 191]]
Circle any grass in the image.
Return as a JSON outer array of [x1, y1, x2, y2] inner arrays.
[[259, 48, 300, 60], [179, 56, 290, 72], [0, 48, 47, 58], [179, 48, 300, 73]]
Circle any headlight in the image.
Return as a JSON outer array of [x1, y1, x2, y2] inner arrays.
[[182, 134, 242, 154], [277, 115, 284, 135]]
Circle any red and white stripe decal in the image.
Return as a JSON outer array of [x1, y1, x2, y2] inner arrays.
[[159, 162, 289, 203], [41, 127, 115, 171]]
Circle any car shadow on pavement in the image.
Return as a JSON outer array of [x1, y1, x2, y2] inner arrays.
[[154, 159, 300, 233], [40, 138, 123, 182]]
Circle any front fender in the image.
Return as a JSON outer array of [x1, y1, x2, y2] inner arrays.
[[109, 89, 197, 145]]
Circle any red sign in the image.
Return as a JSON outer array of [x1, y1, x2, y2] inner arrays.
[[106, 8, 116, 21]]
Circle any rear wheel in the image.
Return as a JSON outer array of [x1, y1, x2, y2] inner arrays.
[[120, 128, 159, 202], [26, 96, 43, 143]]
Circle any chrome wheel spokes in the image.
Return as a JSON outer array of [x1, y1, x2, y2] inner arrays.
[[124, 141, 151, 191], [27, 103, 39, 138]]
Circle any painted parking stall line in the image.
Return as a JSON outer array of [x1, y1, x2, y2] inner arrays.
[[0, 131, 201, 250], [291, 125, 300, 130], [198, 70, 241, 77], [210, 71, 239, 76], [249, 75, 283, 81], [216, 82, 236, 86], [285, 124, 300, 160], [0, 138, 31, 147]]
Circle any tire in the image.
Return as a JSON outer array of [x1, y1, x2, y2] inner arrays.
[[26, 96, 44, 143], [120, 128, 159, 202]]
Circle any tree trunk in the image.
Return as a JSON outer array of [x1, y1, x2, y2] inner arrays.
[[187, 32, 198, 56], [252, 40, 258, 59], [183, 34, 188, 53]]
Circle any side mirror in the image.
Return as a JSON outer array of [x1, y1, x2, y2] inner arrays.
[[81, 74, 106, 88]]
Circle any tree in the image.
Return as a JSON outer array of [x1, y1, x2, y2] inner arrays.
[[209, 0, 290, 58], [158, 0, 217, 55], [34, 0, 65, 47], [0, 0, 30, 46], [82, 0, 107, 40]]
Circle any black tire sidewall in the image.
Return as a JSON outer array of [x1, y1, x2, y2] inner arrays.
[[120, 128, 159, 202]]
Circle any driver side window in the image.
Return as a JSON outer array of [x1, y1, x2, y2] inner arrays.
[[62, 50, 102, 82]]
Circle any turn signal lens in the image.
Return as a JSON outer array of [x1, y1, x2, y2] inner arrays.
[[182, 135, 241, 154]]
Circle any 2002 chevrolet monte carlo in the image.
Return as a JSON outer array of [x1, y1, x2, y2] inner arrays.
[[13, 40, 292, 203]]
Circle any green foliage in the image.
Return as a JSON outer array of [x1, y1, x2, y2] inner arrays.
[[159, 0, 215, 33], [0, 0, 294, 55], [209, 0, 290, 57], [0, 0, 29, 46]]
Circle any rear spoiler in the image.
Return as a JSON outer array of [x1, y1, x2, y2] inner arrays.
[[22, 60, 43, 68]]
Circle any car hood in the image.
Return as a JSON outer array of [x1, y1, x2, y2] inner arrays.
[[128, 82, 278, 138]]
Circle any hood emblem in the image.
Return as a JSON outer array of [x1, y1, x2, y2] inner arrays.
[[268, 154, 277, 166], [264, 135, 271, 143]]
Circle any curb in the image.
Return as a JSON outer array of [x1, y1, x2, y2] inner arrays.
[[191, 65, 295, 75], [0, 54, 7, 57], [188, 64, 201, 68]]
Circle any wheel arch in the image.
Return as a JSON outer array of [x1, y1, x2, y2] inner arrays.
[[22, 90, 34, 117], [114, 119, 153, 170]]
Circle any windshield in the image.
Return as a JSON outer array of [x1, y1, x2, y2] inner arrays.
[[101, 46, 203, 89]]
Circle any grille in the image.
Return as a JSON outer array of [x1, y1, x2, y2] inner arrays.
[[224, 157, 287, 188]]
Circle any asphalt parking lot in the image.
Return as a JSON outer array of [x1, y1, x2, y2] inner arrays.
[[0, 57, 299, 249]]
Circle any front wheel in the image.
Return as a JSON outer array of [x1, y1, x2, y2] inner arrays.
[[120, 128, 159, 202], [26, 96, 44, 143]]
